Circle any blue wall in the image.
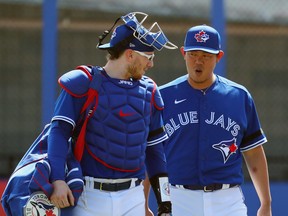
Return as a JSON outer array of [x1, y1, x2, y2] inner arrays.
[[41, 0, 58, 127], [149, 182, 288, 215], [242, 182, 288, 215]]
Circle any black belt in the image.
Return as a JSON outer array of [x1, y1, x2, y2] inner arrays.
[[85, 179, 142, 192], [172, 183, 238, 192]]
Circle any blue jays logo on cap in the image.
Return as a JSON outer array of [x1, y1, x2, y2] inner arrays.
[[184, 24, 221, 54], [194, 30, 210, 43], [110, 29, 117, 41]]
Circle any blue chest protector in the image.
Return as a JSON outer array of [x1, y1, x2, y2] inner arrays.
[[59, 66, 164, 172]]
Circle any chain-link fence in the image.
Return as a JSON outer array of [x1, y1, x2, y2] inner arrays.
[[0, 1, 288, 181]]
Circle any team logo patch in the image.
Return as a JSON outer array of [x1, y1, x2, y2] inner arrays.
[[159, 176, 171, 202], [129, 42, 136, 48], [194, 30, 209, 43], [119, 109, 135, 117], [118, 80, 133, 86], [212, 138, 238, 163], [174, 98, 187, 104], [24, 192, 60, 216], [161, 181, 170, 196]]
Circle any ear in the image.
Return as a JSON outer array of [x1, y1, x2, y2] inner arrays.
[[216, 50, 224, 62], [180, 46, 185, 57], [125, 49, 133, 62]]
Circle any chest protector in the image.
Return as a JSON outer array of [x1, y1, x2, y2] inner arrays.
[[59, 65, 163, 172]]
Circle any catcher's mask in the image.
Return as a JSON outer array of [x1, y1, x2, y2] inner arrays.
[[97, 12, 178, 51]]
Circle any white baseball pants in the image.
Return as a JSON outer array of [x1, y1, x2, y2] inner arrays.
[[170, 185, 247, 216], [71, 179, 145, 216]]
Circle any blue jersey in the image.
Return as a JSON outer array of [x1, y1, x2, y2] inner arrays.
[[159, 74, 267, 186]]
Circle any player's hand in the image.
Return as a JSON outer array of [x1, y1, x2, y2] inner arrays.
[[50, 180, 75, 208], [257, 204, 272, 216], [157, 201, 172, 216], [145, 207, 154, 216]]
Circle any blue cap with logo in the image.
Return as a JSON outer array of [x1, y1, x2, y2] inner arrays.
[[184, 24, 221, 54]]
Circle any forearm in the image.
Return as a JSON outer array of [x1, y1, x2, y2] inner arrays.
[[48, 120, 73, 181], [243, 146, 272, 205], [143, 174, 154, 216], [145, 144, 167, 178], [145, 144, 171, 215]]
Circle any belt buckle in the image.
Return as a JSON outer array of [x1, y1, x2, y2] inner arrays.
[[99, 182, 103, 191], [203, 186, 213, 192]]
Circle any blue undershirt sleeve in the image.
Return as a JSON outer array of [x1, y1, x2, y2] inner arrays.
[[145, 143, 167, 178], [48, 120, 73, 181]]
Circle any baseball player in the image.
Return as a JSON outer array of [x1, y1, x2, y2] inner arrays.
[[47, 12, 177, 216], [159, 25, 272, 216]]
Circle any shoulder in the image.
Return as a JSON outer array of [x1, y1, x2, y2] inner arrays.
[[217, 75, 252, 97], [159, 75, 188, 91], [139, 76, 159, 94], [141, 76, 164, 110], [216, 76, 258, 110], [141, 75, 157, 87], [58, 65, 94, 97], [217, 75, 249, 92]]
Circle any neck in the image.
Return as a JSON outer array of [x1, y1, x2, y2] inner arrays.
[[103, 60, 128, 80], [188, 74, 216, 90]]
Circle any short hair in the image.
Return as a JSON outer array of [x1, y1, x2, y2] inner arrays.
[[106, 34, 135, 60]]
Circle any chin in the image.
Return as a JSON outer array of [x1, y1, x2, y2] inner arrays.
[[134, 73, 143, 80], [134, 76, 142, 81]]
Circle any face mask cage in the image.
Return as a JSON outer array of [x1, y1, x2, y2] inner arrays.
[[121, 12, 178, 51], [97, 12, 178, 51]]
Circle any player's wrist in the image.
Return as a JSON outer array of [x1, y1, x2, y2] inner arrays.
[[158, 201, 172, 216], [149, 173, 172, 215]]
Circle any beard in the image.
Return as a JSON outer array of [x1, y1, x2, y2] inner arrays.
[[127, 62, 142, 81]]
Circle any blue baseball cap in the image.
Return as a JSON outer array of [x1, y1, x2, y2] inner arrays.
[[184, 24, 221, 54], [98, 24, 154, 52]]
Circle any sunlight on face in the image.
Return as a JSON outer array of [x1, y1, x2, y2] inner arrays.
[[185, 50, 217, 88], [127, 53, 154, 80], [127, 60, 142, 80]]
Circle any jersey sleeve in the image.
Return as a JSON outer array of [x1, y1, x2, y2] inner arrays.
[[145, 85, 168, 175], [51, 90, 87, 128], [145, 143, 167, 178], [240, 93, 267, 152], [147, 87, 168, 146], [48, 90, 86, 180]]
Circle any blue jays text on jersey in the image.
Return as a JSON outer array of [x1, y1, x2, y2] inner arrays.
[[165, 111, 241, 137], [159, 74, 267, 186]]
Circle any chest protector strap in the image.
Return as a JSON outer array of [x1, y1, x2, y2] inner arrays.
[[73, 66, 103, 161]]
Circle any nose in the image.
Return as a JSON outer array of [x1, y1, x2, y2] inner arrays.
[[195, 56, 204, 64], [148, 60, 154, 68]]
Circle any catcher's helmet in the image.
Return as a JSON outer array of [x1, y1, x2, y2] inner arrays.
[[97, 12, 178, 51]]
